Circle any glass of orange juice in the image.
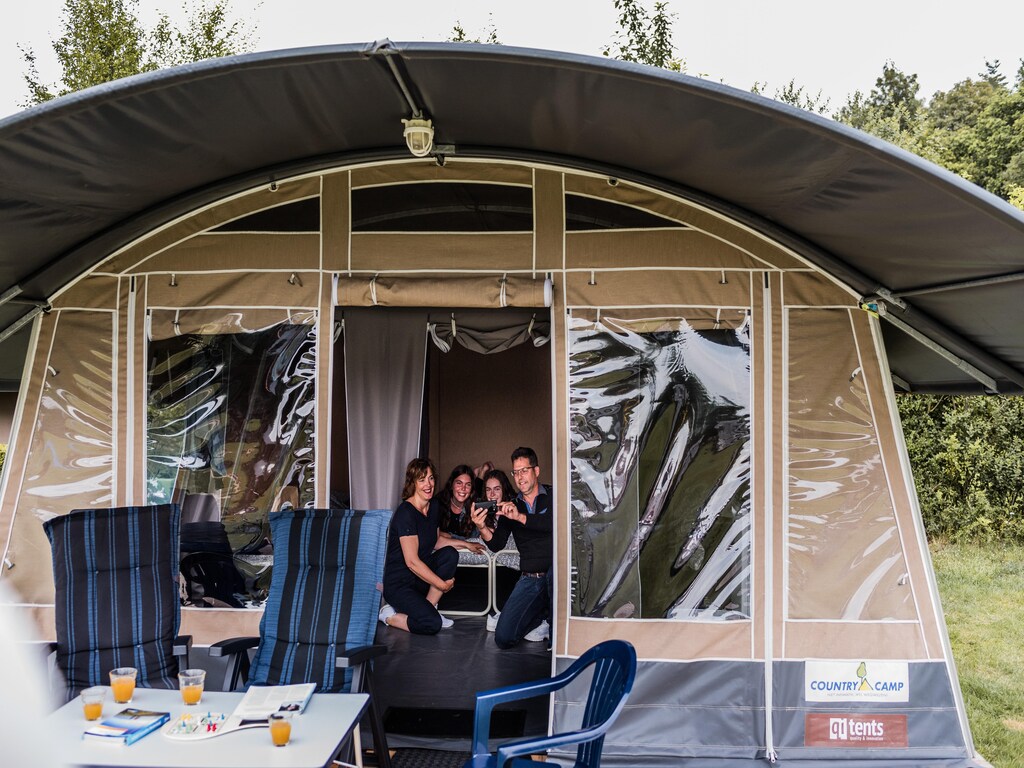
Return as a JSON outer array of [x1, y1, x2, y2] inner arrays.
[[109, 667, 137, 704], [177, 669, 206, 706], [81, 686, 105, 720], [269, 713, 292, 747]]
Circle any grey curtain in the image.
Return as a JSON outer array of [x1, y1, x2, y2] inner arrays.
[[344, 309, 427, 510]]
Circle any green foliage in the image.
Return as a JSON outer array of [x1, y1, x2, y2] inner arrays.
[[20, 0, 255, 106], [836, 60, 923, 132], [898, 395, 1024, 542], [448, 15, 501, 44], [0, 443, 6, 477], [1009, 183, 1024, 211], [751, 78, 831, 115], [931, 541, 1024, 766], [150, 0, 256, 69], [604, 0, 683, 72]]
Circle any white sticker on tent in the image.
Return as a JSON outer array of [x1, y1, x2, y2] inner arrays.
[[804, 661, 909, 703]]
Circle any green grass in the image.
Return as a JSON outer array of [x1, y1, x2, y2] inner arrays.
[[932, 540, 1024, 767]]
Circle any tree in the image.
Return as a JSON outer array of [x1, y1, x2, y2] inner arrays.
[[150, 0, 255, 69], [836, 60, 922, 132], [924, 69, 1024, 199], [604, 0, 683, 72], [981, 59, 1007, 89], [898, 395, 1024, 542], [448, 15, 501, 45], [20, 0, 255, 106], [751, 79, 831, 115]]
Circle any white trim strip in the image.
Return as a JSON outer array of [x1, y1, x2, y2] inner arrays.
[[124, 278, 135, 505], [784, 618, 923, 624], [780, 297, 790, 638], [531, 168, 537, 278], [568, 615, 754, 624], [566, 303, 751, 311], [352, 178, 533, 191], [346, 170, 352, 276], [353, 229, 532, 236], [749, 271, 758, 660], [200, 229, 319, 236], [762, 273, 777, 763], [552, 654, 770, 664]]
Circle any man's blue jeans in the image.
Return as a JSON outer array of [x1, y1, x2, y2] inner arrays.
[[494, 569, 551, 649]]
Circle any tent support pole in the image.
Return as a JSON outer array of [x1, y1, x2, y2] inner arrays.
[[0, 303, 47, 345], [895, 269, 1024, 298], [876, 308, 999, 393]]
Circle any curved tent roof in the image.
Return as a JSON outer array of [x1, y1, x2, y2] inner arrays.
[[1, 41, 1023, 393]]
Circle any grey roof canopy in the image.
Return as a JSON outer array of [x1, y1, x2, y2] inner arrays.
[[2, 41, 1024, 393]]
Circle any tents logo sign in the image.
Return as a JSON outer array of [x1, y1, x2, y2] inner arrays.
[[805, 714, 908, 748], [805, 661, 909, 702]]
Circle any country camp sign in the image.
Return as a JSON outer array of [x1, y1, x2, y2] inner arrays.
[[805, 661, 910, 703]]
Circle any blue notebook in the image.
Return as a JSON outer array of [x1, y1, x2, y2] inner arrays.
[[83, 707, 171, 745]]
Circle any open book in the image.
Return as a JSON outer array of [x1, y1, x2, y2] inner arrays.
[[232, 682, 316, 720]]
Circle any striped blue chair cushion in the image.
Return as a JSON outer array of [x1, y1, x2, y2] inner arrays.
[[249, 508, 390, 692], [43, 504, 182, 698]]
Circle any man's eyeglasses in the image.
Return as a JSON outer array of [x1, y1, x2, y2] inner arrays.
[[511, 465, 537, 478]]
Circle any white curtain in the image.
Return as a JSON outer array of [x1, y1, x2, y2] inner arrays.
[[344, 309, 427, 511]]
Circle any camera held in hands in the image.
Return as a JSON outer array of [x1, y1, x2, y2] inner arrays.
[[475, 499, 497, 528]]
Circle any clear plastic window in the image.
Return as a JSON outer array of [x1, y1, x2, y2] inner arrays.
[[23, 312, 115, 514], [146, 310, 316, 608], [569, 311, 751, 620], [787, 309, 914, 620]]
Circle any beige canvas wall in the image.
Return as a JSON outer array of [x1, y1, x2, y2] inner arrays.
[[426, 337, 552, 486], [0, 159, 942, 667]]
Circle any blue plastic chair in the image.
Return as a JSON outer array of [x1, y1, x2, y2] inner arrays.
[[464, 639, 637, 768]]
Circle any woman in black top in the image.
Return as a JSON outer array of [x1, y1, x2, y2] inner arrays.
[[379, 459, 460, 634]]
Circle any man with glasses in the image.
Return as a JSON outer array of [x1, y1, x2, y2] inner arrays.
[[471, 446, 552, 648]]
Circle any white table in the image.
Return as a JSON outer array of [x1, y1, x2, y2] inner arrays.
[[48, 687, 368, 768]]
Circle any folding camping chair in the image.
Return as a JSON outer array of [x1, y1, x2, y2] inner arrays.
[[211, 507, 392, 768], [42, 504, 192, 700], [463, 639, 636, 768]]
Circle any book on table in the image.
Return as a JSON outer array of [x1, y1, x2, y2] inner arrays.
[[232, 682, 316, 721], [84, 708, 171, 745]]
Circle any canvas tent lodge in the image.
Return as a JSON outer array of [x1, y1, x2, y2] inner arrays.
[[1, 41, 1020, 767]]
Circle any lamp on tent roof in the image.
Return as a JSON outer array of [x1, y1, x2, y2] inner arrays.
[[402, 115, 434, 157]]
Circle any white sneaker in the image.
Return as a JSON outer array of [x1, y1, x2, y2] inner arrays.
[[486, 611, 500, 632], [378, 603, 396, 626], [439, 613, 454, 629], [524, 619, 550, 642]]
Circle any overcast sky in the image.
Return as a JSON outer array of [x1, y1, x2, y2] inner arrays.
[[1, 1, 1022, 120]]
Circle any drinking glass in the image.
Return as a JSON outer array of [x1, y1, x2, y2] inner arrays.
[[81, 686, 105, 720], [109, 667, 137, 704], [177, 669, 206, 706], [269, 713, 292, 746]]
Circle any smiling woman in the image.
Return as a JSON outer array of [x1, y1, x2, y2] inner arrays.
[[380, 458, 461, 635]]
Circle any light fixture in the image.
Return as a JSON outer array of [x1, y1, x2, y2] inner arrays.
[[402, 116, 434, 157]]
